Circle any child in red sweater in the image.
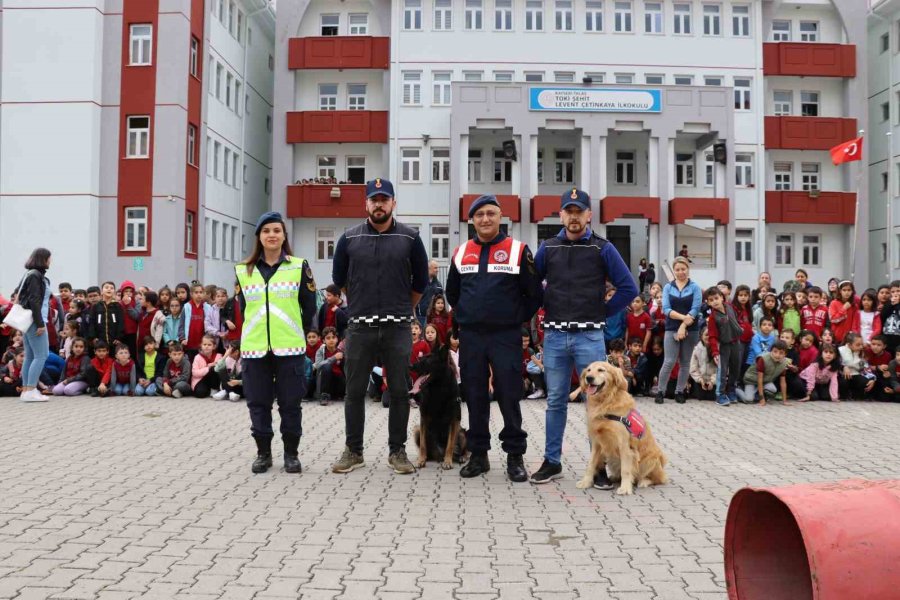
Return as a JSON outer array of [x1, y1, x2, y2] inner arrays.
[[626, 295, 653, 352], [0, 348, 24, 397], [109, 344, 137, 396], [86, 342, 114, 397], [427, 295, 452, 343]]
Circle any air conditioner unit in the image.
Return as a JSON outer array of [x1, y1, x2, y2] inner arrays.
[[330, 187, 341, 198]]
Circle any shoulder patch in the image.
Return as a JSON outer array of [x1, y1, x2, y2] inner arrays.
[[304, 262, 316, 292]]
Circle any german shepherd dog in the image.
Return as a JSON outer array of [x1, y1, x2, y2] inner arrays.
[[411, 345, 468, 469]]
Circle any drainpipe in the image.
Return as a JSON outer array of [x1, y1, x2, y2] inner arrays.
[[872, 6, 894, 283]]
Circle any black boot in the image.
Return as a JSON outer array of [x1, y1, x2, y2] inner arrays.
[[252, 435, 273, 474], [506, 454, 528, 483], [655, 390, 664, 404], [282, 434, 302, 474], [675, 391, 686, 404], [460, 452, 490, 478]]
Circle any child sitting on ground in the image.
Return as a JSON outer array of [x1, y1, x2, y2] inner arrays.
[[689, 327, 717, 401], [191, 334, 223, 398], [799, 343, 841, 402], [157, 342, 192, 398], [109, 344, 137, 396], [213, 342, 243, 402], [52, 337, 90, 397], [737, 339, 790, 406]]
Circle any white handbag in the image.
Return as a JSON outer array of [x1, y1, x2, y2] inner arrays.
[[2, 272, 34, 332]]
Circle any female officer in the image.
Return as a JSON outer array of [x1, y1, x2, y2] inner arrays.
[[236, 212, 317, 474]]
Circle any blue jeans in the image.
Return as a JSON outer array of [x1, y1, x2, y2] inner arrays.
[[22, 323, 50, 387], [136, 382, 157, 396], [113, 383, 132, 396], [542, 328, 607, 464]]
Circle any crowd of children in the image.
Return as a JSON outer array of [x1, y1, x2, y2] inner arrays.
[[4, 271, 900, 407]]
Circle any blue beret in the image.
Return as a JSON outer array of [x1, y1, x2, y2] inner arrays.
[[365, 177, 394, 198], [561, 188, 591, 211], [255, 211, 285, 236], [468, 194, 501, 219]]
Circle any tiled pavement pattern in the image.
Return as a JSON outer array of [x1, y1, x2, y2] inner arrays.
[[2, 395, 900, 600]]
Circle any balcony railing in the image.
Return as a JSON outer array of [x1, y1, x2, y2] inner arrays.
[[764, 116, 857, 151], [288, 36, 390, 70], [763, 43, 856, 78], [765, 190, 856, 225], [286, 111, 389, 144], [286, 184, 367, 219]]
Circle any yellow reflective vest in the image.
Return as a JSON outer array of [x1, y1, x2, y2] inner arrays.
[[235, 257, 307, 358]]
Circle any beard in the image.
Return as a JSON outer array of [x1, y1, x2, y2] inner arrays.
[[368, 207, 392, 224], [566, 220, 587, 233]]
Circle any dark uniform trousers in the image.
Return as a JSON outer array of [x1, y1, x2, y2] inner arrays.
[[344, 322, 412, 454], [244, 353, 306, 439], [460, 326, 527, 455]]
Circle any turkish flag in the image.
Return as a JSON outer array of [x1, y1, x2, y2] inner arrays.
[[830, 137, 863, 165]]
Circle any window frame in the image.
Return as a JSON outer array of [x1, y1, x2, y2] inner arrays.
[[346, 155, 366, 184], [401, 147, 422, 183], [774, 234, 793, 267], [129, 24, 153, 66], [124, 206, 148, 251], [554, 0, 574, 31], [320, 13, 340, 36], [189, 36, 199, 78], [774, 161, 793, 191], [554, 149, 575, 184], [348, 13, 368, 35], [494, 148, 513, 183], [734, 77, 752, 111], [431, 225, 450, 260], [126, 116, 151, 158], [404, 0, 423, 31], [615, 150, 637, 185], [644, 2, 663, 34], [495, 0, 513, 31], [187, 124, 197, 166], [317, 155, 337, 179], [402, 71, 422, 106], [735, 153, 754, 187], [801, 234, 821, 267], [316, 228, 337, 262], [432, 148, 451, 183], [673, 2, 692, 35], [586, 0, 603, 31], [773, 90, 792, 116], [525, 0, 545, 31], [799, 20, 818, 42], [434, 0, 452, 30], [465, 0, 484, 30], [675, 152, 695, 186], [801, 90, 820, 117], [347, 83, 367, 111], [801, 163, 820, 191], [614, 1, 633, 33], [185, 211, 195, 255], [735, 229, 753, 263], [702, 4, 721, 36], [732, 4, 750, 37], [318, 83, 338, 111], [772, 19, 790, 41], [468, 149, 483, 182]]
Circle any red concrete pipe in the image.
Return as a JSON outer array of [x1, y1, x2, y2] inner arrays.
[[724, 479, 900, 600]]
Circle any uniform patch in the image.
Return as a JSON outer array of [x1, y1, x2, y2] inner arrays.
[[493, 249, 509, 263], [571, 188, 578, 199], [375, 178, 382, 188], [303, 261, 316, 292]]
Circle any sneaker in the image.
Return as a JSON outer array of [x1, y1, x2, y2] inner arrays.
[[593, 469, 615, 490], [674, 391, 686, 404], [20, 390, 48, 403], [319, 393, 330, 407], [212, 389, 228, 401], [228, 392, 242, 402], [716, 394, 731, 406], [726, 390, 738, 403], [654, 391, 664, 404], [530, 460, 563, 484], [331, 447, 365, 473], [388, 449, 416, 474], [172, 389, 182, 399], [649, 385, 659, 395], [526, 389, 546, 400]]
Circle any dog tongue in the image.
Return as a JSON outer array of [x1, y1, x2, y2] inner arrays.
[[586, 384, 598, 394]]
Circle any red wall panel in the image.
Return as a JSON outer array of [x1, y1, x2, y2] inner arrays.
[[286, 111, 389, 144], [600, 196, 660, 224], [286, 185, 367, 219], [764, 116, 857, 151], [763, 43, 856, 78], [288, 37, 390, 70], [765, 191, 856, 225], [668, 198, 729, 225]]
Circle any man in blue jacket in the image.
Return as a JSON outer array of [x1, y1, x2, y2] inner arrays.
[[529, 189, 638, 489]]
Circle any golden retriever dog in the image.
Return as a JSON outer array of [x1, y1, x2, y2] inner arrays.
[[571, 362, 668, 495]]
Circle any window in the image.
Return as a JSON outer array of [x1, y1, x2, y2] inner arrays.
[[185, 212, 195, 254], [349, 13, 368, 35], [348, 84, 367, 110], [431, 225, 450, 260], [187, 125, 197, 166], [704, 151, 714, 186], [676, 221, 716, 268], [774, 162, 792, 190], [402, 148, 421, 182], [674, 75, 693, 85], [232, 153, 239, 187], [206, 137, 211, 176], [223, 147, 230, 184], [268, 54, 274, 70], [494, 149, 513, 182], [673, 3, 691, 34], [402, 72, 422, 105], [434, 0, 452, 30], [225, 72, 233, 108], [772, 20, 791, 41], [703, 4, 720, 35], [614, 2, 632, 32], [124, 207, 148, 251], [704, 76, 722, 86], [802, 235, 820, 266], [126, 116, 150, 158], [190, 37, 199, 77], [735, 229, 753, 263], [586, 1, 603, 31], [645, 74, 664, 85], [732, 5, 749, 37], [494, 71, 514, 82], [404, 0, 422, 30], [211, 220, 220, 259], [204, 218, 211, 257], [734, 78, 751, 110], [317, 229, 336, 261], [616, 151, 636, 184], [228, 1, 236, 34], [432, 148, 451, 182], [236, 10, 244, 43], [585, 72, 604, 83], [774, 90, 792, 115], [801, 163, 819, 191], [554, 72, 575, 83], [883, 102, 891, 122], [243, 165, 248, 184], [321, 14, 339, 36], [347, 156, 366, 184], [213, 141, 221, 178], [537, 149, 544, 182], [319, 84, 337, 111], [215, 64, 223, 99], [433, 72, 451, 105], [799, 21, 817, 42], [495, 0, 513, 30], [775, 234, 793, 266], [801, 91, 819, 117], [245, 93, 250, 115], [230, 226, 238, 262], [525, 72, 544, 82], [645, 2, 663, 34], [234, 81, 241, 114], [465, 0, 483, 30], [882, 171, 889, 192], [554, 150, 575, 183], [735, 153, 753, 187], [129, 24, 152, 65], [468, 149, 483, 182], [675, 153, 694, 185], [463, 71, 483, 81], [526, 0, 544, 31], [266, 114, 272, 133], [615, 73, 634, 84], [555, 0, 573, 31], [247, 27, 252, 45], [317, 155, 336, 179]]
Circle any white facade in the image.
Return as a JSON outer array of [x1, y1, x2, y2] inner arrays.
[[202, 0, 276, 288]]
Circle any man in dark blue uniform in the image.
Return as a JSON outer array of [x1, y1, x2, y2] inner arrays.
[[529, 189, 638, 489], [446, 195, 542, 482]]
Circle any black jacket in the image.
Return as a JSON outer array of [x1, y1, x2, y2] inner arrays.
[[86, 301, 125, 345], [316, 303, 349, 338], [15, 269, 50, 328], [137, 351, 167, 380]]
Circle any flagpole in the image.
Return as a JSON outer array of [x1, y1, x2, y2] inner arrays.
[[848, 129, 864, 283]]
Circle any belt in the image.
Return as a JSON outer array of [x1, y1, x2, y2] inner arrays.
[[349, 315, 415, 326], [544, 321, 606, 332]]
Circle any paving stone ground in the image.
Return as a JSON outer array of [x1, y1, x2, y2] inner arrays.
[[2, 394, 900, 600]]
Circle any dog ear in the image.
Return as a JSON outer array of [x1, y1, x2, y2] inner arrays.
[[611, 364, 628, 391]]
